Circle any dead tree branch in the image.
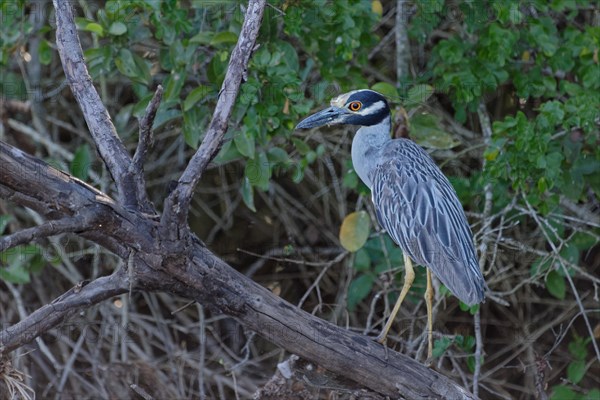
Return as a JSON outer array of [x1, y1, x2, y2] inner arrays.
[[53, 0, 140, 209], [160, 0, 265, 241], [0, 269, 130, 354], [131, 85, 163, 213], [0, 215, 90, 252]]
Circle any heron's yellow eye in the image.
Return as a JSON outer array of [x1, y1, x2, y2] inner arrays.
[[348, 101, 362, 111]]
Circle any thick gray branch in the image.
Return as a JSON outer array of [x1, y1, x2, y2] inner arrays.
[[53, 0, 138, 208]]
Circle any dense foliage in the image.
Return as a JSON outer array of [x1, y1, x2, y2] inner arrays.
[[1, 1, 598, 398]]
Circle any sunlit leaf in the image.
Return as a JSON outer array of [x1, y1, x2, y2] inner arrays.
[[83, 22, 104, 36], [210, 31, 238, 45], [339, 211, 370, 252], [371, 0, 383, 17]]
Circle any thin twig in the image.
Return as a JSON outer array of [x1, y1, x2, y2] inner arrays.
[[0, 215, 89, 252], [523, 195, 600, 363], [0, 269, 130, 355], [130, 384, 156, 400], [131, 85, 163, 212], [473, 100, 494, 396], [395, 0, 411, 81]]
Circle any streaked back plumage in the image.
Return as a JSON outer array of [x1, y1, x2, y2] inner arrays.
[[371, 139, 485, 305]]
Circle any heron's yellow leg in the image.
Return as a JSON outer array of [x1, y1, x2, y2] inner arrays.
[[376, 254, 415, 343], [425, 268, 434, 359]]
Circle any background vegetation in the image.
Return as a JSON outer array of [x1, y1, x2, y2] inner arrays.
[[1, 0, 598, 398]]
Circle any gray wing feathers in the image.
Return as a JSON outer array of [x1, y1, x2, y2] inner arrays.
[[372, 146, 485, 306]]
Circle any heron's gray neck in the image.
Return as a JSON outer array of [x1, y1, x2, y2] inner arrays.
[[351, 119, 391, 189]]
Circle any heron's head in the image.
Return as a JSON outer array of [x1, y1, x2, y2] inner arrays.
[[296, 89, 390, 129]]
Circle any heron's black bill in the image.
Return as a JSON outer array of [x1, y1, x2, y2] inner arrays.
[[295, 106, 345, 129]]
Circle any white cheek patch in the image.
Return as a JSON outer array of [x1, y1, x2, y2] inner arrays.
[[331, 92, 352, 108], [355, 100, 386, 116]]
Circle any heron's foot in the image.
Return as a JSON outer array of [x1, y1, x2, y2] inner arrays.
[[374, 332, 387, 345], [424, 355, 433, 367]]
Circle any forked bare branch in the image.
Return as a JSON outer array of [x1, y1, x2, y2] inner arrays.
[[160, 0, 266, 240]]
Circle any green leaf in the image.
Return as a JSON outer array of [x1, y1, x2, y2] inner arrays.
[[405, 84, 435, 108], [183, 85, 208, 111], [83, 22, 104, 36], [241, 176, 256, 212], [266, 147, 289, 164], [550, 385, 578, 400], [292, 138, 311, 155], [0, 262, 30, 284], [343, 170, 358, 189], [115, 49, 151, 85], [108, 21, 127, 36], [163, 70, 186, 103], [432, 337, 452, 358], [234, 129, 256, 159], [570, 232, 596, 251], [458, 301, 480, 315], [560, 244, 580, 265], [115, 48, 139, 79], [0, 245, 42, 284], [347, 273, 374, 311], [189, 31, 213, 44], [339, 211, 370, 252], [70, 144, 91, 181], [584, 389, 600, 400], [245, 151, 271, 191], [466, 355, 476, 373], [38, 39, 52, 65], [546, 270, 566, 299], [370, 82, 397, 99], [210, 31, 238, 46], [567, 360, 586, 384], [410, 112, 459, 149], [568, 336, 588, 359], [153, 108, 181, 129], [353, 249, 371, 271]]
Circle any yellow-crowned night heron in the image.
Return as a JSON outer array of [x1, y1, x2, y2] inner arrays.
[[296, 89, 485, 358]]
